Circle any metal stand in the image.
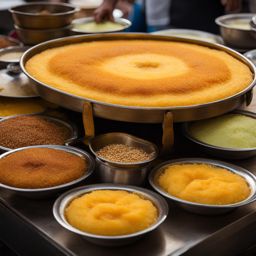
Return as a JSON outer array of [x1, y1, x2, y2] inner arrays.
[[82, 102, 95, 145], [161, 111, 174, 156]]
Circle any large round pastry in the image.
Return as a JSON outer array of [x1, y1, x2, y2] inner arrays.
[[25, 40, 253, 107]]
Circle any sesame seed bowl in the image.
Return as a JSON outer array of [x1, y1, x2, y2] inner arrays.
[[0, 113, 78, 153], [89, 132, 158, 186]]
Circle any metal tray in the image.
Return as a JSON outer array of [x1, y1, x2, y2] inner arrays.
[[21, 33, 256, 123]]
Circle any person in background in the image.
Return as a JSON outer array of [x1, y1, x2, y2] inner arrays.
[[94, 0, 242, 33]]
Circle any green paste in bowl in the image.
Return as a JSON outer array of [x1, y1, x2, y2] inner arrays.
[[188, 114, 256, 149]]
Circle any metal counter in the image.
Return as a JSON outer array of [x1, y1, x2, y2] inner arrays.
[[1, 95, 256, 256]]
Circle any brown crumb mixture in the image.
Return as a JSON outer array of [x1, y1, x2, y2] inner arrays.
[[96, 144, 153, 163], [0, 37, 17, 49], [0, 116, 71, 149]]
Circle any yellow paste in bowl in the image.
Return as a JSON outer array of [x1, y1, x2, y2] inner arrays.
[[226, 19, 251, 30], [188, 114, 256, 149], [65, 190, 158, 236], [158, 163, 250, 205], [0, 98, 46, 117], [73, 21, 124, 32]]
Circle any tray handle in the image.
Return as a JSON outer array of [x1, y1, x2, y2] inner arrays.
[[82, 102, 95, 145], [161, 111, 174, 156]]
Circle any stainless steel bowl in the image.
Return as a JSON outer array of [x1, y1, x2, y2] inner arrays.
[[0, 145, 95, 198], [152, 29, 224, 44], [89, 133, 158, 186], [0, 46, 28, 69], [15, 24, 71, 46], [183, 110, 256, 160], [250, 16, 256, 38], [20, 33, 256, 123], [149, 158, 256, 215], [71, 17, 131, 34], [244, 49, 256, 66], [53, 184, 168, 246], [10, 2, 79, 29], [215, 13, 256, 50], [0, 113, 78, 152]]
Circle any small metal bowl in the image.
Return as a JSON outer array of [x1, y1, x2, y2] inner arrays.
[[89, 133, 158, 186], [10, 2, 79, 29], [152, 29, 224, 44], [70, 17, 131, 34], [0, 114, 78, 152], [0, 46, 28, 69], [14, 24, 71, 46], [215, 13, 256, 50], [244, 49, 256, 66], [53, 184, 168, 246], [183, 110, 256, 160], [0, 145, 95, 198], [149, 158, 256, 215]]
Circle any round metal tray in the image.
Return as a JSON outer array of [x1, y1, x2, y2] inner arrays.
[[21, 33, 256, 123]]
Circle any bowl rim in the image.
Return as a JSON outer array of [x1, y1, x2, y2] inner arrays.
[[53, 183, 168, 239], [70, 17, 131, 33], [215, 13, 255, 30], [149, 157, 256, 208], [9, 2, 79, 17], [183, 110, 256, 152], [88, 132, 159, 166], [14, 24, 72, 32], [151, 28, 224, 44], [0, 113, 78, 151], [0, 144, 95, 192]]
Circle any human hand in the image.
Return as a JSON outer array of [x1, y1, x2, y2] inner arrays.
[[94, 0, 118, 23], [221, 0, 241, 12], [116, 0, 132, 19]]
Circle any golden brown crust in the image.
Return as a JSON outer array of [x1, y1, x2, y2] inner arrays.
[[25, 40, 253, 107], [0, 148, 86, 188]]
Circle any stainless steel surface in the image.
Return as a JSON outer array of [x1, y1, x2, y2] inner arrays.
[[15, 24, 71, 46], [71, 17, 131, 34], [1, 142, 256, 255], [149, 158, 256, 215], [89, 132, 158, 185], [10, 2, 79, 29], [245, 49, 256, 66], [0, 114, 78, 151], [152, 29, 224, 44], [1, 98, 256, 255], [0, 145, 95, 198], [215, 13, 256, 49], [53, 184, 168, 246], [0, 68, 38, 98], [20, 33, 256, 123], [183, 110, 256, 160]]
